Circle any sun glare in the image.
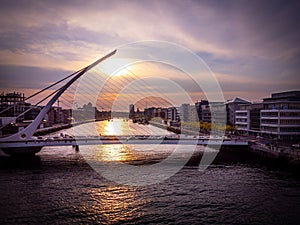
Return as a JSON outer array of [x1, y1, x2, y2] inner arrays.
[[112, 67, 130, 77], [98, 58, 134, 77], [104, 119, 123, 135]]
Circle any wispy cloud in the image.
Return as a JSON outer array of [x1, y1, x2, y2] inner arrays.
[[0, 0, 299, 103]]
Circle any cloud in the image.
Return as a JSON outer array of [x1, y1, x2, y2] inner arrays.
[[0, 0, 299, 105], [0, 65, 72, 89], [1, 0, 299, 63]]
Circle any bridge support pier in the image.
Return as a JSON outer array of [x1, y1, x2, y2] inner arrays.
[[73, 145, 79, 152], [1, 146, 42, 156]]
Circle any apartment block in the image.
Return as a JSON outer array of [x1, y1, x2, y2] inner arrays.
[[225, 97, 250, 126], [235, 102, 263, 135]]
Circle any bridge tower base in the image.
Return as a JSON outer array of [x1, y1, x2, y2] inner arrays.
[[1, 147, 42, 156]]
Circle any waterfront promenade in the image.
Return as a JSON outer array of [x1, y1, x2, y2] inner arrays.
[[149, 119, 300, 168], [248, 140, 300, 165]]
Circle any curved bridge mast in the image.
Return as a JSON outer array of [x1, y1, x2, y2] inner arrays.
[[0, 50, 116, 143]]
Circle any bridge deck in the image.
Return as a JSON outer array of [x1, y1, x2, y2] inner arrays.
[[0, 135, 248, 148]]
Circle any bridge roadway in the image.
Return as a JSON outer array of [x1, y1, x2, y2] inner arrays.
[[0, 135, 248, 149]]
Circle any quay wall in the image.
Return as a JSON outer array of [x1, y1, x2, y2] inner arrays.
[[247, 141, 300, 171]]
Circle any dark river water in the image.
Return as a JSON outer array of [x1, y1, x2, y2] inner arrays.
[[1, 120, 300, 225]]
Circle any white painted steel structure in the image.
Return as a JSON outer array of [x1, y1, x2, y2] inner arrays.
[[0, 50, 117, 155]]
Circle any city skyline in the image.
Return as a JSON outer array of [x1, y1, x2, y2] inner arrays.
[[0, 0, 300, 103]]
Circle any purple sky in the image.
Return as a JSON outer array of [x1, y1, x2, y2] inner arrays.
[[0, 0, 299, 105]]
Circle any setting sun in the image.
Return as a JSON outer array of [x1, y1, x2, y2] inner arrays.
[[112, 67, 130, 77], [97, 58, 133, 77]]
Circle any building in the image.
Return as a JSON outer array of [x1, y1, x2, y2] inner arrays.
[[0, 92, 26, 119], [225, 97, 250, 126], [129, 104, 135, 118], [210, 102, 227, 125], [167, 107, 179, 121], [46, 106, 64, 126], [189, 105, 198, 122], [260, 90, 300, 141], [0, 92, 46, 134], [166, 107, 180, 126], [180, 104, 197, 122], [235, 102, 263, 135], [160, 108, 168, 120], [235, 91, 300, 141], [143, 107, 168, 121], [195, 100, 209, 122], [201, 107, 211, 122], [180, 104, 190, 122], [0, 92, 32, 133], [144, 107, 155, 120], [195, 100, 226, 123], [235, 110, 249, 132], [62, 109, 73, 124]]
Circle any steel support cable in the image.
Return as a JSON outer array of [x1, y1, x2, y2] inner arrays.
[[0, 67, 85, 115], [0, 89, 60, 130], [84, 67, 171, 134], [0, 50, 117, 134]]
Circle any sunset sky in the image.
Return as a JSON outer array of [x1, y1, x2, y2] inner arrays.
[[0, 0, 299, 108]]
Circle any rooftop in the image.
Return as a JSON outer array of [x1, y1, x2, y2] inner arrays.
[[226, 97, 250, 104], [264, 90, 300, 102]]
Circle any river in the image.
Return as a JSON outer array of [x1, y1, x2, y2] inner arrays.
[[0, 119, 299, 224]]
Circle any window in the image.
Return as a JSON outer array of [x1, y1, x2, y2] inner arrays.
[[280, 112, 300, 117]]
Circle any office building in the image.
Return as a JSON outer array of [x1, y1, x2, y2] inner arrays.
[[235, 102, 263, 135], [260, 91, 300, 141], [225, 97, 250, 126]]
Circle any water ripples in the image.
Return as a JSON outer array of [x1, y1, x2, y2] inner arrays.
[[1, 120, 300, 224]]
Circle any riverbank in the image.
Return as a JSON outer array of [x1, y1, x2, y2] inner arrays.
[[149, 120, 300, 171], [34, 119, 300, 171], [248, 140, 300, 170], [149, 120, 203, 136], [34, 124, 73, 136]]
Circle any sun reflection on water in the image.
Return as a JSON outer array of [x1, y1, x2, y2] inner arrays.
[[103, 119, 123, 135], [94, 145, 134, 162], [94, 119, 135, 162], [80, 119, 174, 165], [96, 119, 159, 136], [79, 185, 148, 224]]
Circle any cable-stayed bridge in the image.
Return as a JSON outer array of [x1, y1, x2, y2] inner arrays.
[[0, 49, 247, 156]]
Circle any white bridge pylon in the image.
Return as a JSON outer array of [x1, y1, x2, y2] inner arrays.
[[0, 50, 117, 142]]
